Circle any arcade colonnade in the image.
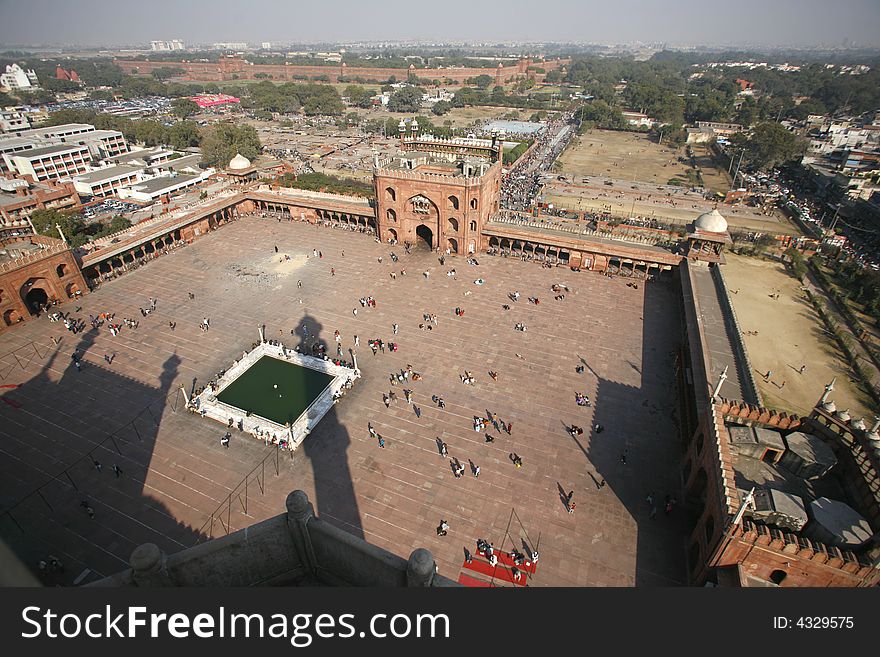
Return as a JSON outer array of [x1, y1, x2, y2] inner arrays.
[[485, 234, 675, 277]]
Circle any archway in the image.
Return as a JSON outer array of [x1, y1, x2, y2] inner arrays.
[[3, 308, 21, 326], [56, 263, 68, 278], [447, 237, 459, 254], [65, 282, 81, 298], [769, 570, 787, 585], [415, 224, 433, 250], [22, 282, 49, 315], [447, 217, 459, 233], [387, 228, 398, 243]]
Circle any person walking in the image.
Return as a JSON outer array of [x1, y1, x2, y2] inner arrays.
[[112, 465, 122, 479], [440, 442, 448, 457], [93, 460, 102, 473], [378, 435, 386, 448], [221, 432, 230, 449], [473, 464, 481, 478], [392, 323, 399, 335], [436, 520, 449, 536]]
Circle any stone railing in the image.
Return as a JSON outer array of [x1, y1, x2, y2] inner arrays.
[[712, 265, 762, 406]]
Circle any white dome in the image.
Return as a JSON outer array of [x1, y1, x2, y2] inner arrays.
[[228, 153, 252, 170], [694, 209, 728, 233]]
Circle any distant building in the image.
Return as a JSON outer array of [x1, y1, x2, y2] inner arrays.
[[6, 143, 91, 182], [0, 64, 39, 91], [73, 164, 144, 198], [190, 93, 240, 109], [0, 109, 31, 133], [212, 42, 248, 51], [150, 40, 185, 51], [621, 111, 655, 128], [55, 66, 82, 83]]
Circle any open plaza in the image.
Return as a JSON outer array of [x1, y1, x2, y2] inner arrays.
[[0, 216, 688, 586]]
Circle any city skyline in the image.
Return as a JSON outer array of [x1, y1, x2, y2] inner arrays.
[[0, 0, 878, 49]]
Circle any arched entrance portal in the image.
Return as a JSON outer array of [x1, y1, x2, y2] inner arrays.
[[22, 285, 49, 315], [415, 224, 433, 250], [3, 308, 21, 326]]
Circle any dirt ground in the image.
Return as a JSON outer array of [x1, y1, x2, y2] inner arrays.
[[547, 130, 791, 232], [557, 130, 692, 183], [691, 144, 731, 195], [723, 253, 876, 419]]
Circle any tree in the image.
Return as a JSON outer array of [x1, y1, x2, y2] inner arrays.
[[431, 100, 452, 116], [29, 208, 86, 246], [168, 121, 202, 149], [171, 98, 199, 119], [200, 122, 261, 167], [387, 86, 423, 112], [730, 121, 807, 171], [151, 66, 185, 81], [473, 75, 493, 89], [344, 85, 368, 106], [544, 70, 563, 84]]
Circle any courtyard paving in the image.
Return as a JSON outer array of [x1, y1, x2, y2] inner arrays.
[[0, 216, 688, 586]]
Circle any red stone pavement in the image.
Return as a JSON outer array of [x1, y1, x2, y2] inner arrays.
[[0, 217, 689, 586]]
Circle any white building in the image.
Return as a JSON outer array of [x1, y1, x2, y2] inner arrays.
[[151, 40, 185, 51], [5, 143, 91, 181], [73, 164, 144, 197], [0, 64, 39, 91], [213, 42, 248, 51], [118, 170, 213, 202], [621, 111, 655, 128], [0, 109, 31, 133]]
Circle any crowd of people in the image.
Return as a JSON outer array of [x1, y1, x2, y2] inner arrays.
[[501, 115, 576, 212]]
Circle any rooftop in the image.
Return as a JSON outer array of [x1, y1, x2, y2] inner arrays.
[[12, 142, 89, 158], [74, 164, 142, 184], [127, 174, 200, 195]]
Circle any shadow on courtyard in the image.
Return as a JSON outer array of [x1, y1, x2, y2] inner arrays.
[[581, 275, 690, 586], [299, 313, 364, 541], [0, 328, 203, 585]]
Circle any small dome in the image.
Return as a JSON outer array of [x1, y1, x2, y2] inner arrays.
[[836, 408, 851, 422], [694, 209, 728, 233], [228, 153, 251, 170]]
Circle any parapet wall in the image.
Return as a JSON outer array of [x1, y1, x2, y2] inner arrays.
[[88, 490, 457, 587]]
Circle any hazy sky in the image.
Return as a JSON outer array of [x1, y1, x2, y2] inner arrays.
[[0, 0, 878, 47]]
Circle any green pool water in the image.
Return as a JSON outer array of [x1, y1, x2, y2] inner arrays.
[[216, 355, 334, 425]]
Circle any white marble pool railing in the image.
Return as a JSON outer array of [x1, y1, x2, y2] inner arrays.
[[190, 342, 360, 452]]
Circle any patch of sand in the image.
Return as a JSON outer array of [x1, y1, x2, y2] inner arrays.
[[723, 253, 876, 419]]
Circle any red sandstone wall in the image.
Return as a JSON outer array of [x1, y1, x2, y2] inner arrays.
[[114, 58, 570, 85]]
